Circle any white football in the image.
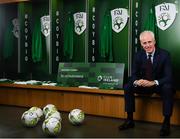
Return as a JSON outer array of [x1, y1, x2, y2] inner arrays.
[[43, 104, 57, 116], [21, 111, 39, 127], [45, 110, 62, 122], [29, 106, 43, 119], [68, 109, 85, 125], [42, 117, 61, 136]]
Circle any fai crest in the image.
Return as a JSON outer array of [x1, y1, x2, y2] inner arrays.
[[73, 12, 86, 35], [155, 3, 178, 30], [12, 18, 20, 38], [111, 8, 129, 33], [40, 15, 50, 37]]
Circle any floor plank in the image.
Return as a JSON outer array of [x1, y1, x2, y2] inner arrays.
[[0, 104, 180, 138]]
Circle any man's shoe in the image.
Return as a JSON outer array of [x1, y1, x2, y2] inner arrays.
[[118, 120, 135, 130], [160, 123, 170, 136]]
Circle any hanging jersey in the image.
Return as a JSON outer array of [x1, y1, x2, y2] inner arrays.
[[64, 12, 74, 60], [32, 21, 42, 62], [99, 10, 113, 62], [3, 19, 17, 59]]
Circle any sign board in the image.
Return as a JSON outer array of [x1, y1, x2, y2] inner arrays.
[[57, 63, 125, 89]]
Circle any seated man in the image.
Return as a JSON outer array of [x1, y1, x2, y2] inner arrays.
[[119, 30, 175, 137]]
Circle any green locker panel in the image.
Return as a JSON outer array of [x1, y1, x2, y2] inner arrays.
[[62, 0, 86, 62], [31, 0, 51, 80], [0, 3, 18, 78], [88, 0, 129, 83], [19, 2, 32, 73], [88, 0, 129, 63], [51, 0, 63, 74]]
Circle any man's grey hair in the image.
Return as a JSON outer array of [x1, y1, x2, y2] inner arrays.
[[139, 30, 155, 41]]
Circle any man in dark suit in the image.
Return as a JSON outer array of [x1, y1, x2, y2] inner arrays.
[[118, 30, 175, 136]]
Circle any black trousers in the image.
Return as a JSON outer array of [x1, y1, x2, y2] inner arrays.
[[124, 84, 175, 117]]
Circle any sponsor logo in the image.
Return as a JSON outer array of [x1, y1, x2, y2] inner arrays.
[[97, 76, 103, 81], [97, 75, 119, 83]]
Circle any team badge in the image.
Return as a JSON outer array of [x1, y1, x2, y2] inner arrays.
[[40, 15, 50, 37], [12, 18, 20, 38], [155, 3, 178, 30], [111, 8, 129, 33], [73, 12, 86, 35]]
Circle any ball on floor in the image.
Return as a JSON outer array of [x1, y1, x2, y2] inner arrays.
[[43, 104, 57, 116], [42, 117, 61, 136], [29, 106, 43, 119], [68, 109, 85, 125], [21, 111, 39, 127]]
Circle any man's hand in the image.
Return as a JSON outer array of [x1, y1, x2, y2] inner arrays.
[[135, 79, 156, 87]]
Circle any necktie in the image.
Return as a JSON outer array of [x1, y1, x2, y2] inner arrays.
[[145, 54, 153, 80]]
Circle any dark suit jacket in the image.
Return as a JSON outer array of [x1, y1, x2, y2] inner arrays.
[[128, 47, 173, 87]]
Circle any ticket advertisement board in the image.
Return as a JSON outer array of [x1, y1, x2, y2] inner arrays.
[[57, 62, 125, 89]]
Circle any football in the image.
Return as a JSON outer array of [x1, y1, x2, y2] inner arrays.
[[42, 117, 61, 136], [43, 104, 57, 116], [68, 109, 85, 125], [29, 106, 43, 119], [21, 111, 39, 127], [45, 110, 62, 122]]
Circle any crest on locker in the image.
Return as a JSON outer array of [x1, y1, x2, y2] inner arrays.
[[155, 3, 178, 30], [12, 18, 20, 38], [111, 8, 129, 33], [73, 12, 86, 35], [41, 15, 50, 37]]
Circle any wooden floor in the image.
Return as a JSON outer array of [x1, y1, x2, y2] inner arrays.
[[0, 105, 180, 138]]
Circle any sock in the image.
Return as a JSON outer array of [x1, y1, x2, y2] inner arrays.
[[127, 112, 133, 121], [164, 116, 170, 125]]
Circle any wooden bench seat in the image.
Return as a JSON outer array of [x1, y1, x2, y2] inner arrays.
[[0, 83, 125, 119], [0, 83, 180, 125]]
